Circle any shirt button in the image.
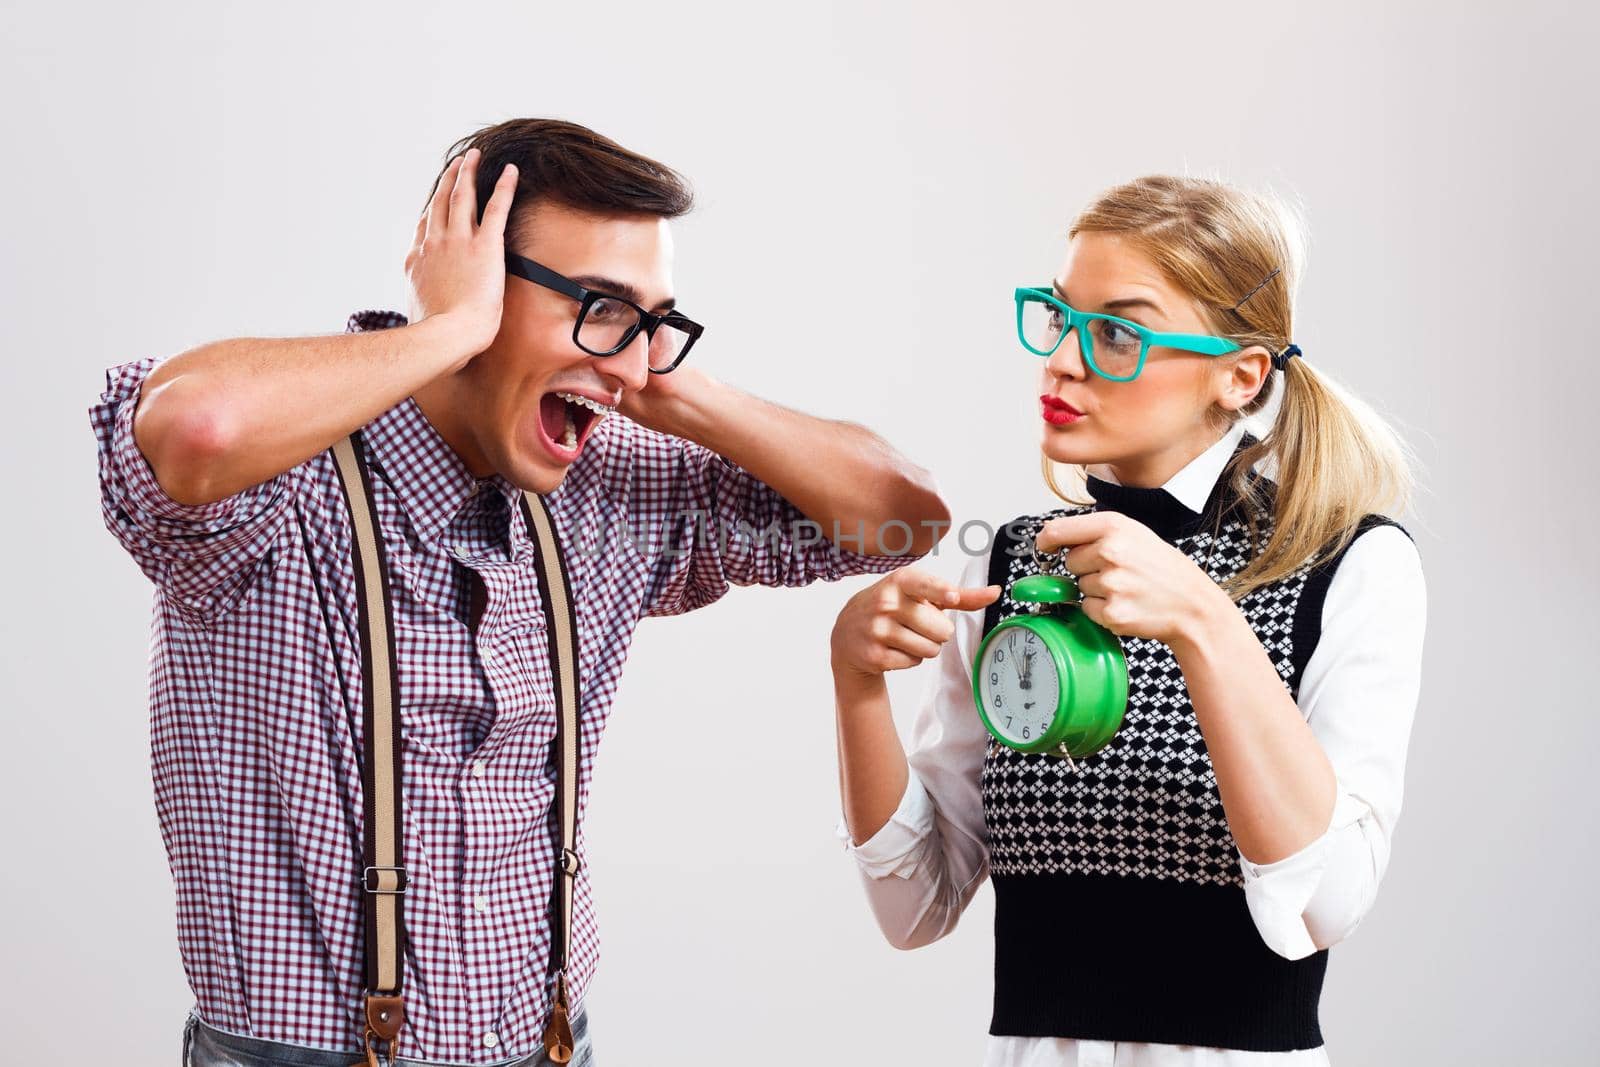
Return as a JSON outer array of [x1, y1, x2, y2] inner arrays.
[[471, 760, 487, 779], [453, 545, 470, 560], [482, 1031, 500, 1049], [474, 894, 490, 913]]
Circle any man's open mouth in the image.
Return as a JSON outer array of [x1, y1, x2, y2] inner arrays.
[[537, 390, 614, 456]]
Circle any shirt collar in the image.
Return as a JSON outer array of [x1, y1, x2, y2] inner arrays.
[[1088, 419, 1250, 513], [1082, 420, 1256, 540], [346, 310, 523, 546]]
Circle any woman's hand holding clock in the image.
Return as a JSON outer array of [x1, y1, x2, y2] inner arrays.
[[1036, 511, 1229, 653], [830, 566, 1001, 682]]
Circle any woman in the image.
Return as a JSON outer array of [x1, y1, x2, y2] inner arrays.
[[831, 176, 1426, 1065]]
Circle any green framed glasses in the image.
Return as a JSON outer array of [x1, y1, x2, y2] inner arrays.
[[1014, 286, 1240, 382]]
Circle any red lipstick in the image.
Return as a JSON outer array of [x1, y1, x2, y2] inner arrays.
[[1040, 395, 1085, 425]]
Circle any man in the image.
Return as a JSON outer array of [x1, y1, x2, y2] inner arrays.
[[89, 118, 947, 1065]]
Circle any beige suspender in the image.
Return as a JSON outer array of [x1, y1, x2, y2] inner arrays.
[[520, 489, 581, 1064], [331, 434, 407, 1067], [332, 431, 580, 1066]]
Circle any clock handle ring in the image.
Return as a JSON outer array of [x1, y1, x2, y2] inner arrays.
[[1026, 540, 1083, 607]]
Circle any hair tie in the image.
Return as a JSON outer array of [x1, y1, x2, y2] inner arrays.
[[1272, 343, 1301, 371]]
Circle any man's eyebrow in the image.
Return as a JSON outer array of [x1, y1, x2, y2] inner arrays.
[[572, 275, 676, 313], [1051, 279, 1163, 317]]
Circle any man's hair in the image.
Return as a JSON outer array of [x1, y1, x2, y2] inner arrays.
[[425, 118, 694, 246]]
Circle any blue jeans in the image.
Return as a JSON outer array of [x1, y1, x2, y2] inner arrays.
[[182, 1008, 594, 1067]]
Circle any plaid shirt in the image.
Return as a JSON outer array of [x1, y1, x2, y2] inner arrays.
[[89, 310, 915, 1062]]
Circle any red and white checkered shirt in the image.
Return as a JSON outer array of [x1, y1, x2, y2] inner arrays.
[[89, 309, 915, 1062]]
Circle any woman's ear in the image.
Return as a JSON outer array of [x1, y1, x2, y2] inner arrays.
[[1217, 344, 1275, 412]]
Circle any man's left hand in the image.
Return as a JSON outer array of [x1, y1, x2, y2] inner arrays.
[[615, 364, 714, 439]]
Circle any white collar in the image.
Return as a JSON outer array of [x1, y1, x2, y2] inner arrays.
[[1087, 421, 1251, 515]]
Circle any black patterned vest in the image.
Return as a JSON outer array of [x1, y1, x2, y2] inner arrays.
[[979, 431, 1410, 1052]]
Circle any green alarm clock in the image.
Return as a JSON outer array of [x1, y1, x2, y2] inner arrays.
[[972, 566, 1130, 760]]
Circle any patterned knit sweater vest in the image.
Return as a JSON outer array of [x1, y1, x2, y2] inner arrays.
[[979, 431, 1410, 1052]]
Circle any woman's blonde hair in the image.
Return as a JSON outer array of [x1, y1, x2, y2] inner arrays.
[[1042, 175, 1418, 602]]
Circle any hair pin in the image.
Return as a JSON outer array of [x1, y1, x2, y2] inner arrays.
[[1230, 267, 1281, 312]]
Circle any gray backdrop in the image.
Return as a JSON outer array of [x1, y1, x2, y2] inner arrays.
[[3, 2, 1594, 1064]]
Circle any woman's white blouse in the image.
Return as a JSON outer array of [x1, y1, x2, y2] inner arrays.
[[836, 430, 1428, 1066]]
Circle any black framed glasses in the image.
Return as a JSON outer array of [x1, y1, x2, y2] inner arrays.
[[504, 251, 704, 374]]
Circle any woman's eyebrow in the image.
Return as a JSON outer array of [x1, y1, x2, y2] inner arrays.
[[1102, 297, 1162, 315], [1052, 279, 1164, 317]]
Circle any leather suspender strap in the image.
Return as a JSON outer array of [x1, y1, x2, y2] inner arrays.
[[332, 431, 580, 1065], [520, 489, 581, 1065], [331, 432, 407, 1066]]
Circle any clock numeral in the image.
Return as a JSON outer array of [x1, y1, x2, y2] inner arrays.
[[1005, 716, 1012, 728], [1022, 726, 1031, 739], [989, 672, 999, 685], [992, 695, 1002, 709], [994, 649, 1005, 663], [1025, 633, 1036, 645]]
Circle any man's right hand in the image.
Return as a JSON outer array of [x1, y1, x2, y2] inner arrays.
[[404, 147, 520, 367]]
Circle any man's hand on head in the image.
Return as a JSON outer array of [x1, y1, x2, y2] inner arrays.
[[404, 147, 520, 368]]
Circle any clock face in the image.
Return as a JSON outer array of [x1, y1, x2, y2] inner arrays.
[[978, 624, 1061, 747]]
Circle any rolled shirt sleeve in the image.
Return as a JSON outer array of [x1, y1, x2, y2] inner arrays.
[[611, 417, 919, 619], [1240, 523, 1427, 959], [89, 356, 304, 618], [836, 767, 939, 881]]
